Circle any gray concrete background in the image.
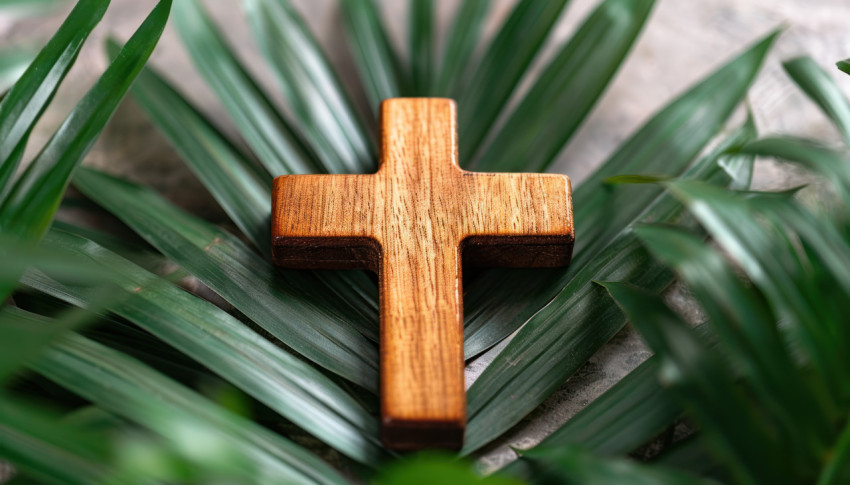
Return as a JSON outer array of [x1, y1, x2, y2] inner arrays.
[[2, 0, 849, 475]]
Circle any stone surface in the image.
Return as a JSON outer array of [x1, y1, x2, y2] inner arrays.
[[1, 0, 848, 476]]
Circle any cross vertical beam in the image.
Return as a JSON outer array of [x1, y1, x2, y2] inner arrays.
[[271, 98, 574, 451], [377, 99, 467, 448]]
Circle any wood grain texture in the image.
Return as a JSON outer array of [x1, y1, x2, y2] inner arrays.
[[272, 98, 574, 450]]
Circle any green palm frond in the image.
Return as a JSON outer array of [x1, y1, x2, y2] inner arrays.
[[0, 0, 108, 201], [598, 161, 850, 481], [432, 0, 488, 96], [73, 168, 381, 392], [245, 0, 375, 172], [26, 310, 349, 484], [503, 60, 850, 484], [463, 108, 760, 454], [0, 0, 169, 242], [471, 0, 654, 172], [784, 56, 850, 145], [339, 0, 408, 108], [518, 444, 716, 485], [24, 228, 384, 465], [3, 0, 847, 483]]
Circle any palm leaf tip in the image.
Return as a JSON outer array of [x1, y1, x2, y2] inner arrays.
[[0, 0, 170, 244], [0, 0, 110, 202], [472, 0, 656, 172], [783, 55, 850, 145]]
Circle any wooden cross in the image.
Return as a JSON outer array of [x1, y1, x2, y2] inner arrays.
[[271, 98, 573, 450]]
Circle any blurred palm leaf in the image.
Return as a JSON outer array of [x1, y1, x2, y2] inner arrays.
[[0, 0, 169, 242], [408, 0, 434, 95], [783, 56, 850, 145], [106, 38, 272, 251], [245, 0, 375, 172], [432, 0, 488, 96], [599, 159, 850, 481], [15, 307, 349, 484], [0, 395, 115, 484], [517, 444, 716, 485], [0, 0, 108, 201], [22, 227, 384, 465], [173, 0, 322, 175], [502, 62, 850, 484], [0, 288, 93, 383], [339, 0, 408, 109], [471, 0, 655, 172]]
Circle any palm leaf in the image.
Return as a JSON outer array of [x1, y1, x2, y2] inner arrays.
[[463, 107, 760, 452], [109, 39, 272, 252], [22, 318, 349, 484], [244, 0, 375, 173], [0, 232, 119, 302], [432, 0, 489, 96], [517, 444, 714, 485], [664, 169, 850, 405], [458, 0, 571, 162], [0, 302, 95, 384], [619, 134, 850, 483], [501, 357, 677, 480], [0, 395, 113, 485], [0, 0, 109, 201], [472, 0, 655, 172], [72, 167, 380, 391], [22, 227, 385, 465], [783, 56, 850, 146], [374, 453, 522, 485], [820, 421, 850, 485], [0, 0, 170, 242], [741, 137, 850, 207], [462, 32, 772, 359], [172, 0, 321, 175], [570, 31, 774, 259], [117, 38, 380, 341], [837, 58, 850, 76], [339, 0, 408, 109], [603, 280, 783, 484], [408, 0, 434, 95], [641, 212, 832, 460]]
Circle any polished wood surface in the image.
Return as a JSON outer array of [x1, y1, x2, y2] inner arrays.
[[272, 98, 574, 450]]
